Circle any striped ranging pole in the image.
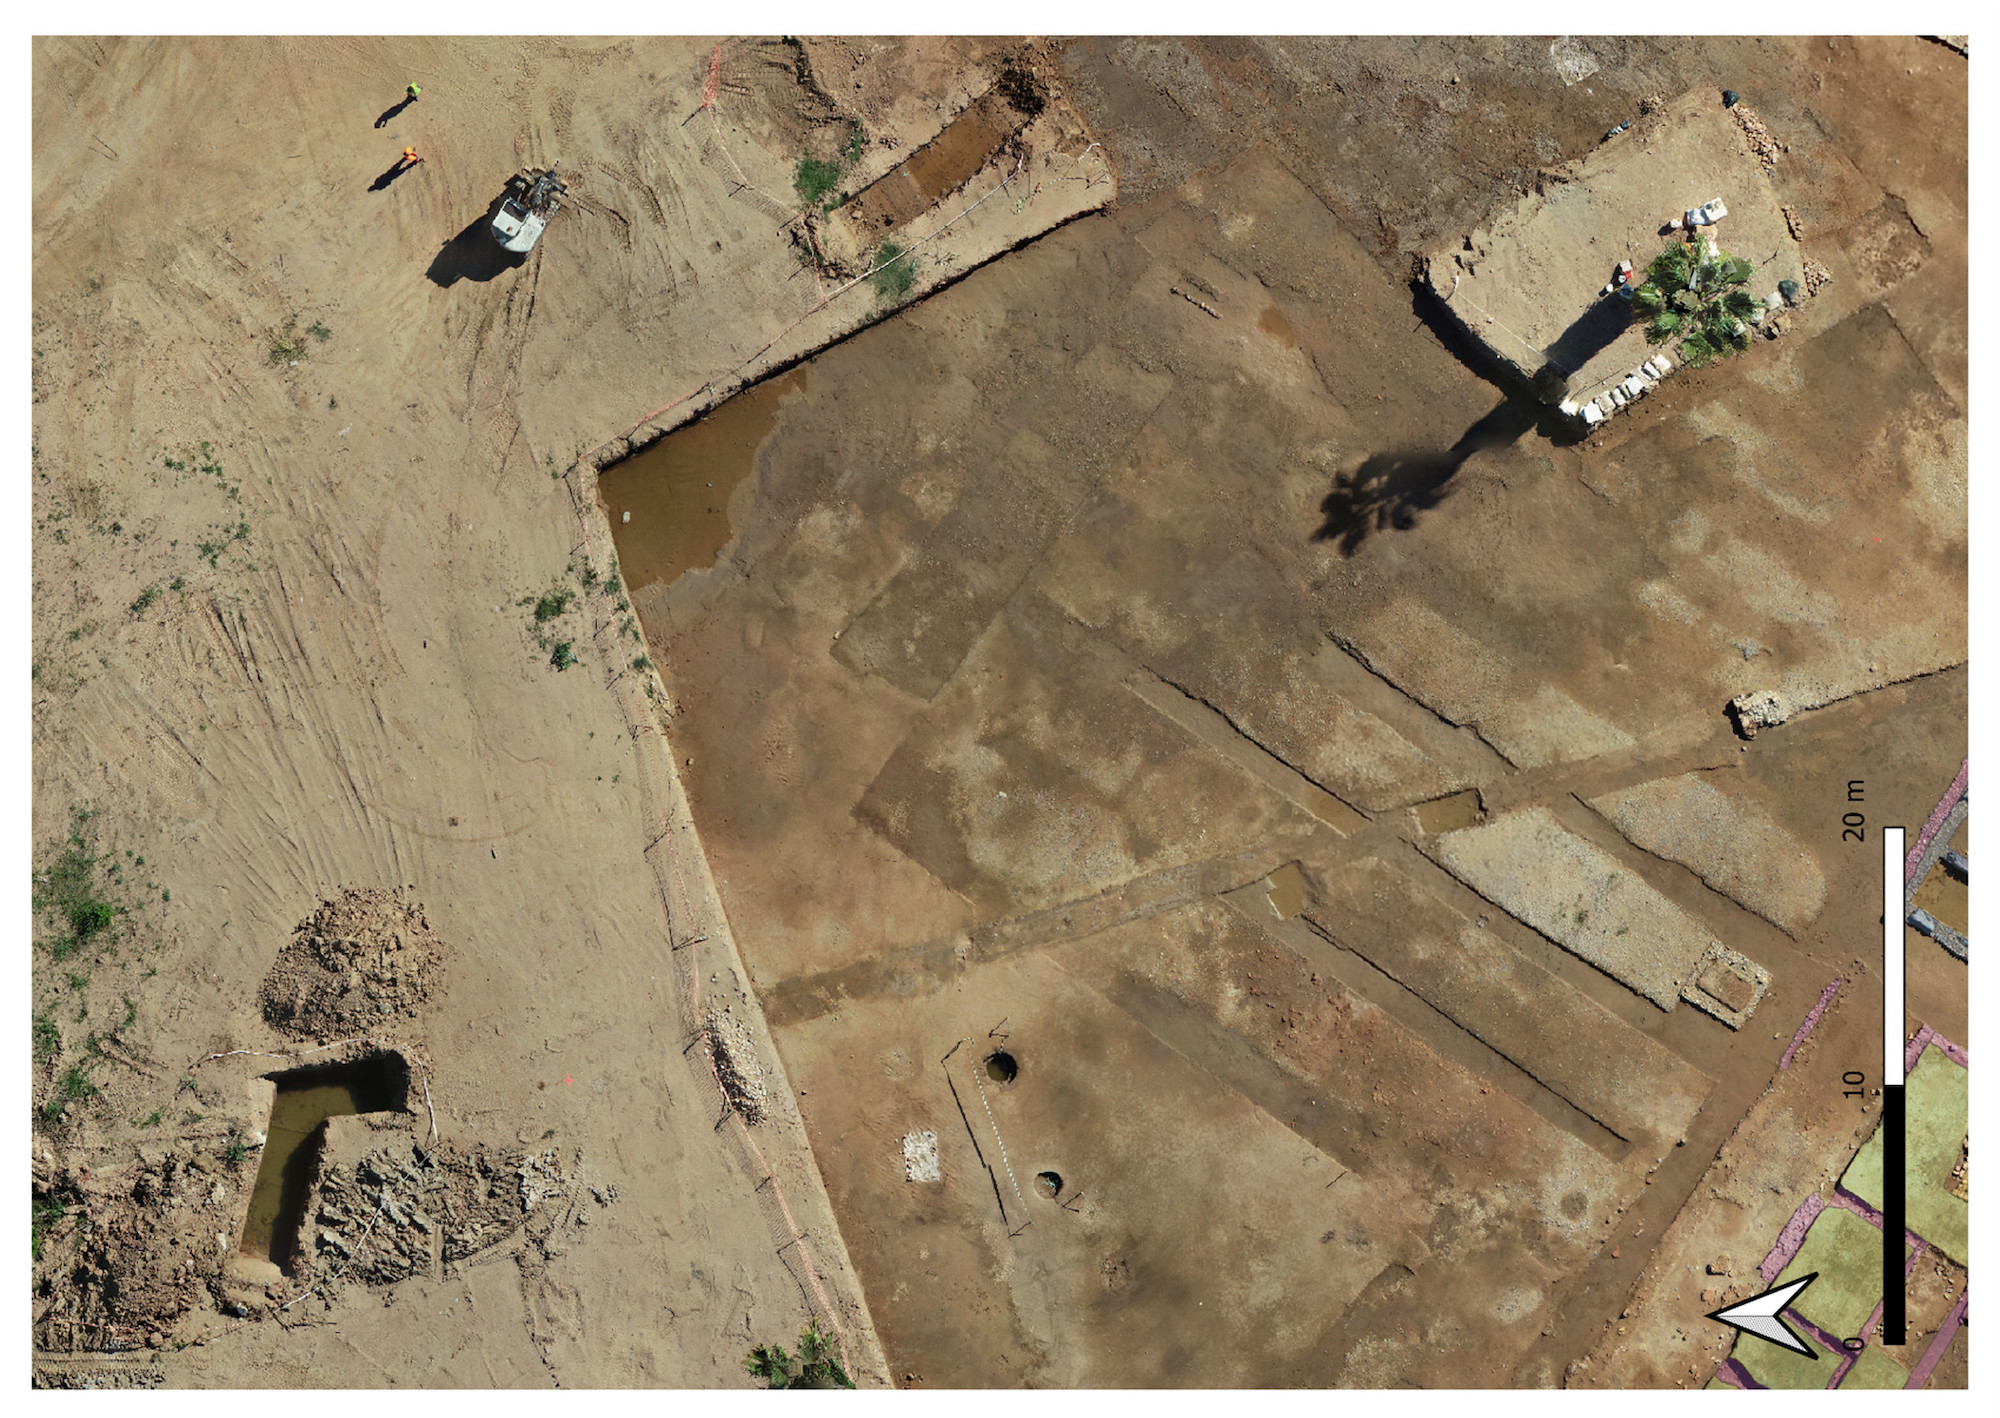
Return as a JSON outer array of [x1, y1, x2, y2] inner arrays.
[[1881, 825, 1907, 1346]]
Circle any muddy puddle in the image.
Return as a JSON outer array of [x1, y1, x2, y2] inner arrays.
[[598, 369, 808, 595], [1415, 789, 1484, 835], [843, 87, 1023, 238], [239, 1057, 402, 1270], [1257, 303, 1298, 349], [1263, 862, 1307, 920]]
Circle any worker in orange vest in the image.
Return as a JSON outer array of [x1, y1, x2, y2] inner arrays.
[[402, 146, 423, 167]]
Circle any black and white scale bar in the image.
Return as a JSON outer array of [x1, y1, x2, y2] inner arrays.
[[1882, 824, 1907, 1347]]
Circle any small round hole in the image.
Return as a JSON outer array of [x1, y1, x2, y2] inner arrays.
[[1035, 1170, 1063, 1199], [984, 1050, 1018, 1084]]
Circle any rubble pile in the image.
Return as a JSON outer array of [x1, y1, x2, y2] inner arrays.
[[307, 1142, 616, 1287], [704, 1007, 771, 1124], [1730, 103, 1785, 172]]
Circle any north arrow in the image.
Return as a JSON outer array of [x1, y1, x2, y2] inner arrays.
[[1706, 1272, 1820, 1356]]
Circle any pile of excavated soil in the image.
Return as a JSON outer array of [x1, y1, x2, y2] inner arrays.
[[259, 889, 447, 1040]]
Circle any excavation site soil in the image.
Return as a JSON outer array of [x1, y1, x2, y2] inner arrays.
[[32, 36, 1964, 1389]]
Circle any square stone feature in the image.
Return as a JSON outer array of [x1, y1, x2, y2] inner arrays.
[[1839, 1346, 1911, 1391], [1840, 1043, 1969, 1265], [1697, 957, 1759, 1012], [1776, 1205, 1911, 1343], [1426, 807, 1722, 1009]]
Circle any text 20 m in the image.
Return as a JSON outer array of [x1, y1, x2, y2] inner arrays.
[[1843, 779, 1866, 842]]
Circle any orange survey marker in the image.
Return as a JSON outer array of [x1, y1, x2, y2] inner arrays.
[[701, 44, 722, 109]]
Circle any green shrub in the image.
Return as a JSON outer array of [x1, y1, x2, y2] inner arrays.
[[743, 1317, 855, 1389], [1630, 239, 1758, 369], [528, 588, 572, 623]]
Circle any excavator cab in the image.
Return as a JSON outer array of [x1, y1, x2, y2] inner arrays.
[[491, 162, 566, 254]]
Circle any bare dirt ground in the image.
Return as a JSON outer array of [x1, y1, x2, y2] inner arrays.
[[605, 35, 1964, 1388], [29, 33, 1095, 1388], [31, 34, 1964, 1391]]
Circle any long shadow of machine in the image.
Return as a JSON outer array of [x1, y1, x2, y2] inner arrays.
[[1313, 279, 1594, 556], [426, 192, 528, 288]]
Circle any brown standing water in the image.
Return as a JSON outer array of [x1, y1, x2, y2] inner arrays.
[[239, 1058, 402, 1271], [1263, 862, 1307, 920], [598, 369, 807, 595], [1415, 789, 1484, 835], [1257, 303, 1298, 349]]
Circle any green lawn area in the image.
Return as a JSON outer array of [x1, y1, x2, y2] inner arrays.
[[1733, 1330, 1833, 1390], [1777, 1205, 1911, 1341], [1840, 1044, 1969, 1265], [1838, 1346, 1911, 1390]]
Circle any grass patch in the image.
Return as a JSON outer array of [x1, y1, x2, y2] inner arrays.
[[528, 588, 573, 623], [307, 320, 332, 343], [793, 156, 843, 208], [42, 1061, 100, 1124], [129, 583, 160, 618], [33, 1013, 59, 1064], [34, 807, 123, 961], [137, 1108, 164, 1128], [868, 241, 918, 304], [32, 1196, 69, 1262]]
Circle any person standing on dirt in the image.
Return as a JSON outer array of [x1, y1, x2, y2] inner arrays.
[[406, 82, 421, 101], [401, 146, 423, 167]]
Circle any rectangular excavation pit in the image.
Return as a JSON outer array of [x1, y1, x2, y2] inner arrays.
[[839, 85, 1026, 238], [238, 1053, 407, 1273]]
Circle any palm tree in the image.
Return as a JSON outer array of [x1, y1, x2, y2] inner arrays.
[[1628, 240, 1763, 368], [743, 1317, 857, 1389]]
